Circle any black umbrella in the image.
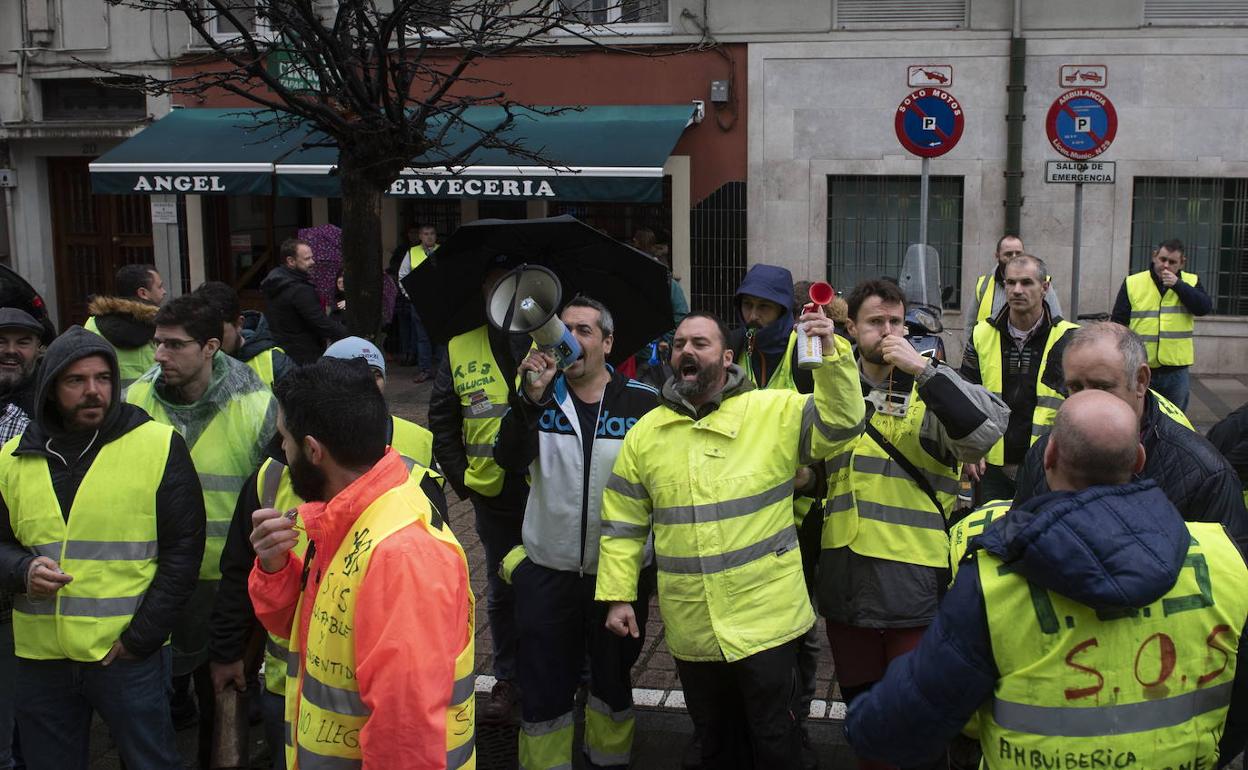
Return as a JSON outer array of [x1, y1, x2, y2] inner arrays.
[[403, 215, 673, 365], [0, 264, 57, 344]]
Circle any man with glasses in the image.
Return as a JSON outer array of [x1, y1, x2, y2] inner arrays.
[[126, 293, 276, 768], [967, 235, 1063, 331]]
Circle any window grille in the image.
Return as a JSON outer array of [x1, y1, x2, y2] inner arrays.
[[1129, 177, 1248, 316], [835, 0, 966, 28], [689, 181, 747, 325], [826, 175, 964, 309]]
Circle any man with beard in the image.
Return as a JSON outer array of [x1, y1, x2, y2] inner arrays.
[[260, 239, 347, 365], [597, 310, 865, 769], [194, 281, 294, 388], [493, 297, 659, 769], [0, 308, 44, 422], [84, 263, 166, 388], [965, 235, 1062, 332], [0, 308, 41, 770], [210, 341, 442, 769], [820, 279, 1008, 770], [0, 327, 203, 768], [126, 293, 275, 767], [727, 264, 827, 766], [249, 359, 475, 768], [960, 255, 1077, 503]]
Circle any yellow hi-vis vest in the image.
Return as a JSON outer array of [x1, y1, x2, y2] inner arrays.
[[283, 479, 475, 770], [409, 245, 434, 270], [2, 422, 173, 661], [822, 378, 961, 569], [977, 522, 1247, 766], [1153, 389, 1193, 429], [973, 318, 1078, 465], [1126, 270, 1198, 368], [126, 372, 274, 581], [243, 347, 285, 389], [84, 316, 155, 389], [740, 330, 798, 393], [448, 327, 512, 497], [947, 500, 1012, 580], [260, 416, 438, 695], [974, 274, 997, 324]]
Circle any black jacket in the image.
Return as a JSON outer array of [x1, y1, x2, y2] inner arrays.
[[428, 326, 531, 507], [1014, 390, 1248, 540], [1208, 402, 1248, 487], [0, 327, 204, 659], [209, 433, 448, 663], [259, 266, 347, 365]]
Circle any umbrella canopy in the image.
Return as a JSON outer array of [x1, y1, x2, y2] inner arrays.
[[403, 215, 673, 365]]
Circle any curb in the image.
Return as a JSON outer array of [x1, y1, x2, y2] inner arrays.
[[473, 675, 848, 722]]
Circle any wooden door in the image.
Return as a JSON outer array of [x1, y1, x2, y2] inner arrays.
[[48, 157, 154, 326]]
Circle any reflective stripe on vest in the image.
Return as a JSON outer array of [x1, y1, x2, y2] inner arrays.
[[973, 319, 1078, 465], [822, 379, 960, 568], [1126, 270, 1197, 368], [85, 316, 156, 389], [974, 274, 995, 323], [284, 479, 475, 769], [977, 521, 1248, 762], [260, 449, 434, 699], [126, 371, 273, 581], [448, 327, 512, 497], [0, 423, 172, 661]]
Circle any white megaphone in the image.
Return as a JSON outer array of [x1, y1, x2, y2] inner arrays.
[[486, 264, 582, 370]]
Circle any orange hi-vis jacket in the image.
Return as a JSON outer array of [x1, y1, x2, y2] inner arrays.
[[249, 450, 471, 768]]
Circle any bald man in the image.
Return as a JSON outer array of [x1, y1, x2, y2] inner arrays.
[[844, 391, 1248, 766], [1012, 322, 1246, 539]]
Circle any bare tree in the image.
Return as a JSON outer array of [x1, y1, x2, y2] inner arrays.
[[97, 0, 660, 336]]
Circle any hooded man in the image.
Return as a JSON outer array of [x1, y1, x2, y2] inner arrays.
[[0, 327, 204, 769], [84, 263, 165, 388], [844, 390, 1248, 766], [729, 264, 814, 394]]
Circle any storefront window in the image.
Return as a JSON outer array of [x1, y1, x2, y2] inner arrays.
[[204, 195, 311, 301]]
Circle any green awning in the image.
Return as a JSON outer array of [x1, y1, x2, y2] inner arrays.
[[89, 109, 307, 196], [91, 105, 694, 203]]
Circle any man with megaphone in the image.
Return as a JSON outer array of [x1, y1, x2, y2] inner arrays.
[[493, 295, 660, 770]]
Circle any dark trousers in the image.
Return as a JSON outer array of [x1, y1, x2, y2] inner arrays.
[[262, 690, 285, 770], [514, 560, 654, 764], [1150, 367, 1191, 412], [978, 464, 1017, 506], [472, 494, 524, 681], [675, 639, 803, 770], [15, 647, 180, 770], [0, 622, 16, 770]]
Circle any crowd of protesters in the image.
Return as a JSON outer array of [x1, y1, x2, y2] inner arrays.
[[0, 227, 1244, 770]]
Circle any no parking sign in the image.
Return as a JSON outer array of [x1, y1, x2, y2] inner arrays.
[[894, 88, 965, 158], [1046, 89, 1118, 160]]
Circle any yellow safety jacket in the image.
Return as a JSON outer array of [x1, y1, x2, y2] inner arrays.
[[284, 478, 475, 770], [409, 245, 434, 270], [1126, 270, 1198, 368], [1153, 389, 1193, 430], [596, 336, 864, 662], [126, 369, 274, 581], [823, 378, 961, 569], [741, 331, 819, 525], [947, 500, 1012, 580], [448, 327, 512, 497], [973, 318, 1078, 465], [2, 422, 172, 661], [978, 521, 1247, 765], [84, 316, 155, 389], [261, 416, 436, 696]]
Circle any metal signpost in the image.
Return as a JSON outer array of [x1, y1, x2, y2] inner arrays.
[[1045, 88, 1118, 318], [894, 87, 965, 249]]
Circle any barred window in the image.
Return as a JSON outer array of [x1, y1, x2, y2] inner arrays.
[[1130, 177, 1248, 316], [560, 0, 668, 25], [826, 175, 964, 309], [690, 181, 747, 325]]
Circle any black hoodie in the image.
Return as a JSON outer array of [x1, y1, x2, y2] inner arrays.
[[0, 326, 205, 659]]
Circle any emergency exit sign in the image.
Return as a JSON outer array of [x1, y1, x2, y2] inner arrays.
[[1045, 160, 1116, 184]]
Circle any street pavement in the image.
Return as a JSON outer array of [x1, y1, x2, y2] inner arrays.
[[82, 366, 1248, 769]]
